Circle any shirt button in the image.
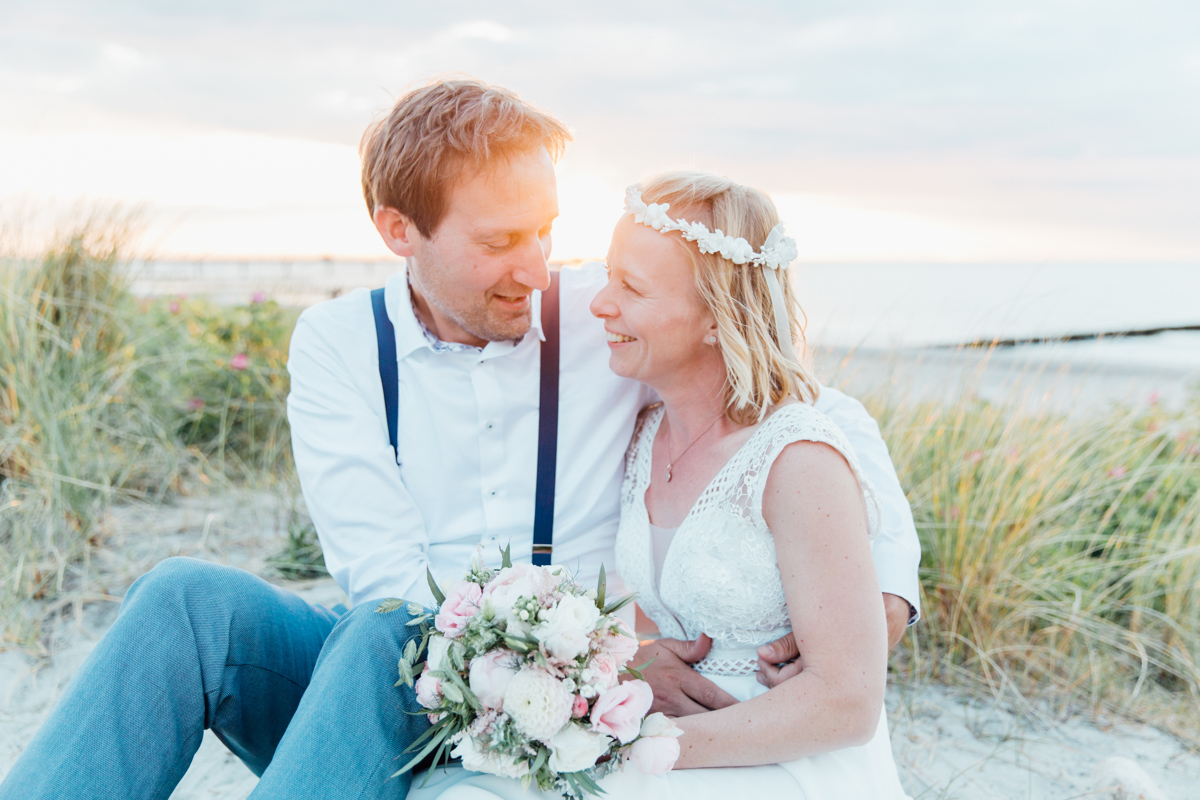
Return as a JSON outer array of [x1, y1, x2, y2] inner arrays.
[[488, 489, 498, 497], [485, 422, 495, 431]]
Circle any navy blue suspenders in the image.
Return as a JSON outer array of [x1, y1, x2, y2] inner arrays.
[[370, 272, 560, 565], [531, 272, 560, 565], [370, 288, 400, 460]]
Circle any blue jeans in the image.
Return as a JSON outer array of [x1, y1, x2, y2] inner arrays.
[[0, 557, 429, 799]]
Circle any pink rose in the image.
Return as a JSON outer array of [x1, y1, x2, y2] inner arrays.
[[587, 653, 620, 690], [590, 680, 652, 744], [414, 671, 441, 709], [572, 694, 589, 718], [628, 734, 680, 776], [484, 563, 560, 607], [468, 649, 518, 709], [436, 580, 483, 638], [230, 353, 249, 371], [598, 618, 640, 666]]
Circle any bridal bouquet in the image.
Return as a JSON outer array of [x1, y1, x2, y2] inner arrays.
[[381, 547, 683, 798]]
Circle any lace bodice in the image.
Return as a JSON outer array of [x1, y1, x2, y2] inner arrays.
[[615, 402, 881, 676]]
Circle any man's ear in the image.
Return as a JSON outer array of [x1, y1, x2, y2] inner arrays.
[[373, 206, 421, 258]]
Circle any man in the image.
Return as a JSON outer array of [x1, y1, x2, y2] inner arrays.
[[0, 79, 918, 800]]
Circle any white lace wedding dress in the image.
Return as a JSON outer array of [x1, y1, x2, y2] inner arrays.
[[409, 402, 911, 799]]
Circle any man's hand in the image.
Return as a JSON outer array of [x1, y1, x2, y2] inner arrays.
[[882, 592, 913, 651], [756, 592, 914, 689], [632, 634, 738, 717]]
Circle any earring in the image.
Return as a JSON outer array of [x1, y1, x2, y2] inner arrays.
[[707, 335, 717, 345]]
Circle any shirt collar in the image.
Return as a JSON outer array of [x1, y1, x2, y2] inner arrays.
[[385, 262, 546, 362]]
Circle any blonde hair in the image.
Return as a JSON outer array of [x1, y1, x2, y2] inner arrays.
[[638, 172, 820, 424], [360, 78, 572, 236]]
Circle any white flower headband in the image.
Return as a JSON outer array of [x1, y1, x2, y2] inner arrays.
[[623, 186, 800, 363]]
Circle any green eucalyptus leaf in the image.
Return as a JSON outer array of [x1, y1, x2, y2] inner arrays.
[[392, 726, 451, 777], [440, 679, 464, 704], [375, 598, 406, 614], [602, 594, 635, 616], [500, 543, 513, 569], [396, 658, 414, 688], [596, 564, 606, 610], [427, 569, 446, 606]]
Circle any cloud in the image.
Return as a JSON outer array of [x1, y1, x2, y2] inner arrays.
[[3, 1, 1200, 259]]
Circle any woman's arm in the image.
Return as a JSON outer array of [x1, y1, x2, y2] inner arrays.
[[672, 440, 888, 768]]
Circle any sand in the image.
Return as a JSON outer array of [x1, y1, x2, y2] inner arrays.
[[2, 490, 1198, 799]]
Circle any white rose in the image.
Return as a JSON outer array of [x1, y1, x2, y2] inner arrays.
[[547, 723, 613, 773], [451, 735, 530, 779], [503, 667, 575, 742], [534, 594, 601, 662], [426, 635, 452, 672]]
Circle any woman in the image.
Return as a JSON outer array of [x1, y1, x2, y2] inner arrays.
[[411, 172, 910, 798]]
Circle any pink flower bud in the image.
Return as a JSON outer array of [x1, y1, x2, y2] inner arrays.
[[628, 735, 680, 776], [572, 694, 588, 718], [414, 672, 441, 709], [230, 353, 249, 371]]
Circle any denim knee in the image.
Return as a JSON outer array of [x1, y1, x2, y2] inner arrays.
[[321, 599, 425, 666], [120, 556, 257, 629]]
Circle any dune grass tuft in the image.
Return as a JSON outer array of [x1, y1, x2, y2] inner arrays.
[[1, 224, 300, 648], [870, 388, 1200, 726]]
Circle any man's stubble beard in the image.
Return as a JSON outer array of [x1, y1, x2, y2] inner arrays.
[[408, 257, 533, 344]]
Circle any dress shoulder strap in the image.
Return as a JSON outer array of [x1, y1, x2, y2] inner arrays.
[[744, 403, 883, 541]]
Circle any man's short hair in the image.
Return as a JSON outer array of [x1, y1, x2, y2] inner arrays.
[[360, 78, 572, 237]]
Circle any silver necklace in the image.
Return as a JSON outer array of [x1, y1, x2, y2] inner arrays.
[[665, 414, 723, 482]]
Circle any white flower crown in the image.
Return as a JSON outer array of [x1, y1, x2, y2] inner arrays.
[[623, 187, 799, 270], [622, 184, 802, 364]]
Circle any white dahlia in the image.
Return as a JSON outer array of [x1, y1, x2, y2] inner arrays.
[[502, 667, 574, 742]]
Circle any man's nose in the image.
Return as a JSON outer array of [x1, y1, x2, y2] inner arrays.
[[512, 238, 551, 291]]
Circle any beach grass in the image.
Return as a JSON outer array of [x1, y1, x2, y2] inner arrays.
[[0, 225, 300, 648], [866, 381, 1200, 728], [3, 229, 1200, 731]]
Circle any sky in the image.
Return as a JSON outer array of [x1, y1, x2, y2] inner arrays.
[[2, 1, 1200, 262]]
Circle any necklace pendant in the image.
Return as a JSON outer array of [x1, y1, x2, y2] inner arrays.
[[665, 463, 673, 482]]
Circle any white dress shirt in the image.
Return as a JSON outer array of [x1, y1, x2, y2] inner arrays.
[[287, 262, 921, 621]]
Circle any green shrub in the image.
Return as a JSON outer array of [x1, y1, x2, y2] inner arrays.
[[138, 294, 297, 479]]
